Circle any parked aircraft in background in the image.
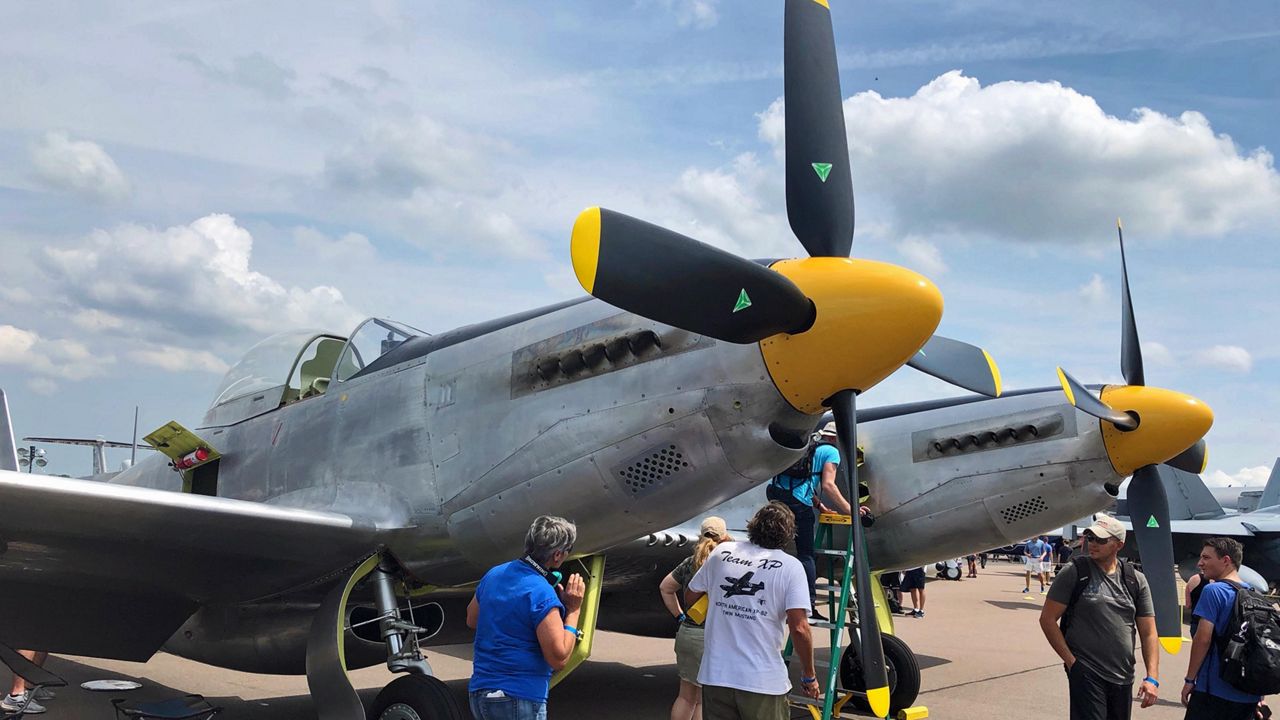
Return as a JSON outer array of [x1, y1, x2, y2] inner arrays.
[[1110, 461, 1280, 592]]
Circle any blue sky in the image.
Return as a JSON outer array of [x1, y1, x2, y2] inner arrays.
[[1, 1, 1277, 485]]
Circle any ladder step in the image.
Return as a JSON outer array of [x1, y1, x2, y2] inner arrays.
[[815, 548, 850, 556], [809, 619, 841, 629], [814, 582, 844, 592]]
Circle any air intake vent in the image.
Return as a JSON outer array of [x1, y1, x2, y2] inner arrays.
[[616, 445, 690, 495], [999, 495, 1049, 524]]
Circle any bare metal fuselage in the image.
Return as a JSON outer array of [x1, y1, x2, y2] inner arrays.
[[111, 299, 815, 672]]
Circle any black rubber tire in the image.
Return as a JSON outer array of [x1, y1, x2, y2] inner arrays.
[[368, 675, 466, 720], [840, 632, 922, 715]]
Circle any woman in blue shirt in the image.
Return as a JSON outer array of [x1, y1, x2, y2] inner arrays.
[[467, 516, 585, 720]]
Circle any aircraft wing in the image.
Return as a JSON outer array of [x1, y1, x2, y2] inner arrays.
[[0, 469, 386, 661], [1167, 518, 1254, 536]]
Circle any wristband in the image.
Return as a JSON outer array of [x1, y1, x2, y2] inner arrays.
[[801, 676, 818, 684], [677, 613, 686, 624], [1143, 676, 1159, 688], [564, 624, 583, 640], [1185, 678, 1196, 685]]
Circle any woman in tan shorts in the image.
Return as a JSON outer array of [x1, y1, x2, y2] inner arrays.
[[658, 517, 733, 720]]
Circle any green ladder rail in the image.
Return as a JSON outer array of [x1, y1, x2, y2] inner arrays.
[[783, 512, 859, 719]]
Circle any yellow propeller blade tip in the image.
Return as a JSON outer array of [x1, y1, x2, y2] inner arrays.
[[1160, 636, 1183, 655], [1200, 447, 1209, 474], [811, 0, 830, 8], [570, 207, 602, 294], [983, 348, 1003, 397], [867, 685, 891, 718], [1056, 367, 1077, 407], [1117, 217, 1123, 230]]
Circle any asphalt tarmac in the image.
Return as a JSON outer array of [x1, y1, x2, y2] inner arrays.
[[16, 564, 1199, 718]]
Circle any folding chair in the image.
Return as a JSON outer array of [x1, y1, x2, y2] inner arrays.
[[112, 694, 222, 719], [0, 643, 67, 718]]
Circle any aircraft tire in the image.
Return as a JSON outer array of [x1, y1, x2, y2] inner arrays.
[[368, 675, 466, 720], [840, 632, 921, 715]]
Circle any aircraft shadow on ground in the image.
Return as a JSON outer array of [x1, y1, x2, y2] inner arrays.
[[985, 599, 1045, 611], [913, 653, 951, 671]]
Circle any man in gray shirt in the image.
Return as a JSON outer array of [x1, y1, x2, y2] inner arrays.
[[1039, 515, 1161, 720]]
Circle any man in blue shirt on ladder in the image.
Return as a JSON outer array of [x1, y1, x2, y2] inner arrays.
[[765, 422, 854, 622]]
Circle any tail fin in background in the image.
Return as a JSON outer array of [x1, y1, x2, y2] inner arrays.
[[1256, 458, 1280, 511], [0, 390, 19, 472], [1158, 465, 1226, 520]]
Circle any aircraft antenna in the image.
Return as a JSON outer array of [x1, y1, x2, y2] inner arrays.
[[131, 406, 139, 466]]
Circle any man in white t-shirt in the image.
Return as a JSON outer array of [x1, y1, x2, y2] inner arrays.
[[686, 501, 819, 719]]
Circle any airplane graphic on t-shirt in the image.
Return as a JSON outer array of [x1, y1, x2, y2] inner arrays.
[[721, 572, 766, 598]]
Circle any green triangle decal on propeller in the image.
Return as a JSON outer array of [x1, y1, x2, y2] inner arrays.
[[1146, 515, 1160, 528], [811, 162, 833, 182], [733, 289, 752, 313]]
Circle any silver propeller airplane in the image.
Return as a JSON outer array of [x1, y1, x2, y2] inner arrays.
[[0, 3, 1009, 719], [599, 223, 1214, 715]]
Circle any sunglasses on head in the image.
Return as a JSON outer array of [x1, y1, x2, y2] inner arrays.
[[1083, 533, 1111, 545]]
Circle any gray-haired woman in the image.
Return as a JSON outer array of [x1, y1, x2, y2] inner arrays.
[[467, 516, 585, 720]]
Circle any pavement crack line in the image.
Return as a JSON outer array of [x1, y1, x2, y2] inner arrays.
[[919, 663, 1061, 694]]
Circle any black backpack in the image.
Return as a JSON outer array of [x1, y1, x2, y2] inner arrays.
[[773, 442, 819, 489], [1214, 580, 1280, 695], [1060, 556, 1141, 632]]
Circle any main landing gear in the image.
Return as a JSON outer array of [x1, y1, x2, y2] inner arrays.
[[306, 553, 465, 720], [840, 633, 922, 717]]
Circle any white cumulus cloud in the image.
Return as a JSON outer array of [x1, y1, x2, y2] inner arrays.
[[0, 324, 114, 381], [655, 0, 720, 29], [1192, 344, 1252, 373], [759, 71, 1280, 242], [898, 237, 947, 276], [41, 214, 364, 342], [1078, 273, 1107, 306], [129, 346, 230, 374], [30, 131, 130, 201], [1207, 465, 1274, 488]]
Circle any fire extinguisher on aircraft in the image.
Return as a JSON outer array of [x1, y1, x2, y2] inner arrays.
[[173, 447, 211, 470]]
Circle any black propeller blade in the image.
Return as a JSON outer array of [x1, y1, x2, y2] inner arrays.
[[784, 0, 854, 258], [1118, 221, 1145, 388], [1055, 367, 1137, 429], [571, 208, 815, 343], [1165, 439, 1207, 474], [906, 335, 1003, 397], [1059, 221, 1208, 656], [1126, 466, 1183, 653], [830, 389, 890, 718]]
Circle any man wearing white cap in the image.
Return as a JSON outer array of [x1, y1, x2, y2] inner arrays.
[[765, 421, 854, 620], [1039, 514, 1161, 720]]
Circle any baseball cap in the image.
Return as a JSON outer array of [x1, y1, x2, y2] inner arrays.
[[1084, 514, 1126, 543], [700, 516, 728, 539], [818, 421, 838, 437]]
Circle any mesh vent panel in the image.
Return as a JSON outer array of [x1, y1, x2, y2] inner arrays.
[[999, 495, 1049, 524], [618, 445, 689, 494]]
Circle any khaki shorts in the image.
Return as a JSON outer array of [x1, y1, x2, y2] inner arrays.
[[702, 684, 789, 720], [674, 623, 705, 686]]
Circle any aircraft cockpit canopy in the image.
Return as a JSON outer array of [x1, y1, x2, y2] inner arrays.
[[204, 330, 349, 426], [335, 318, 427, 382]]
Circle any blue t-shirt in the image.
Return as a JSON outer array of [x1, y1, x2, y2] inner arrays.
[[775, 443, 840, 506], [1192, 581, 1263, 704], [1025, 540, 1049, 559], [469, 560, 566, 702]]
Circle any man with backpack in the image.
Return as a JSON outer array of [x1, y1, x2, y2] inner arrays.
[[1039, 514, 1161, 720], [1180, 537, 1273, 720], [765, 422, 854, 621]]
